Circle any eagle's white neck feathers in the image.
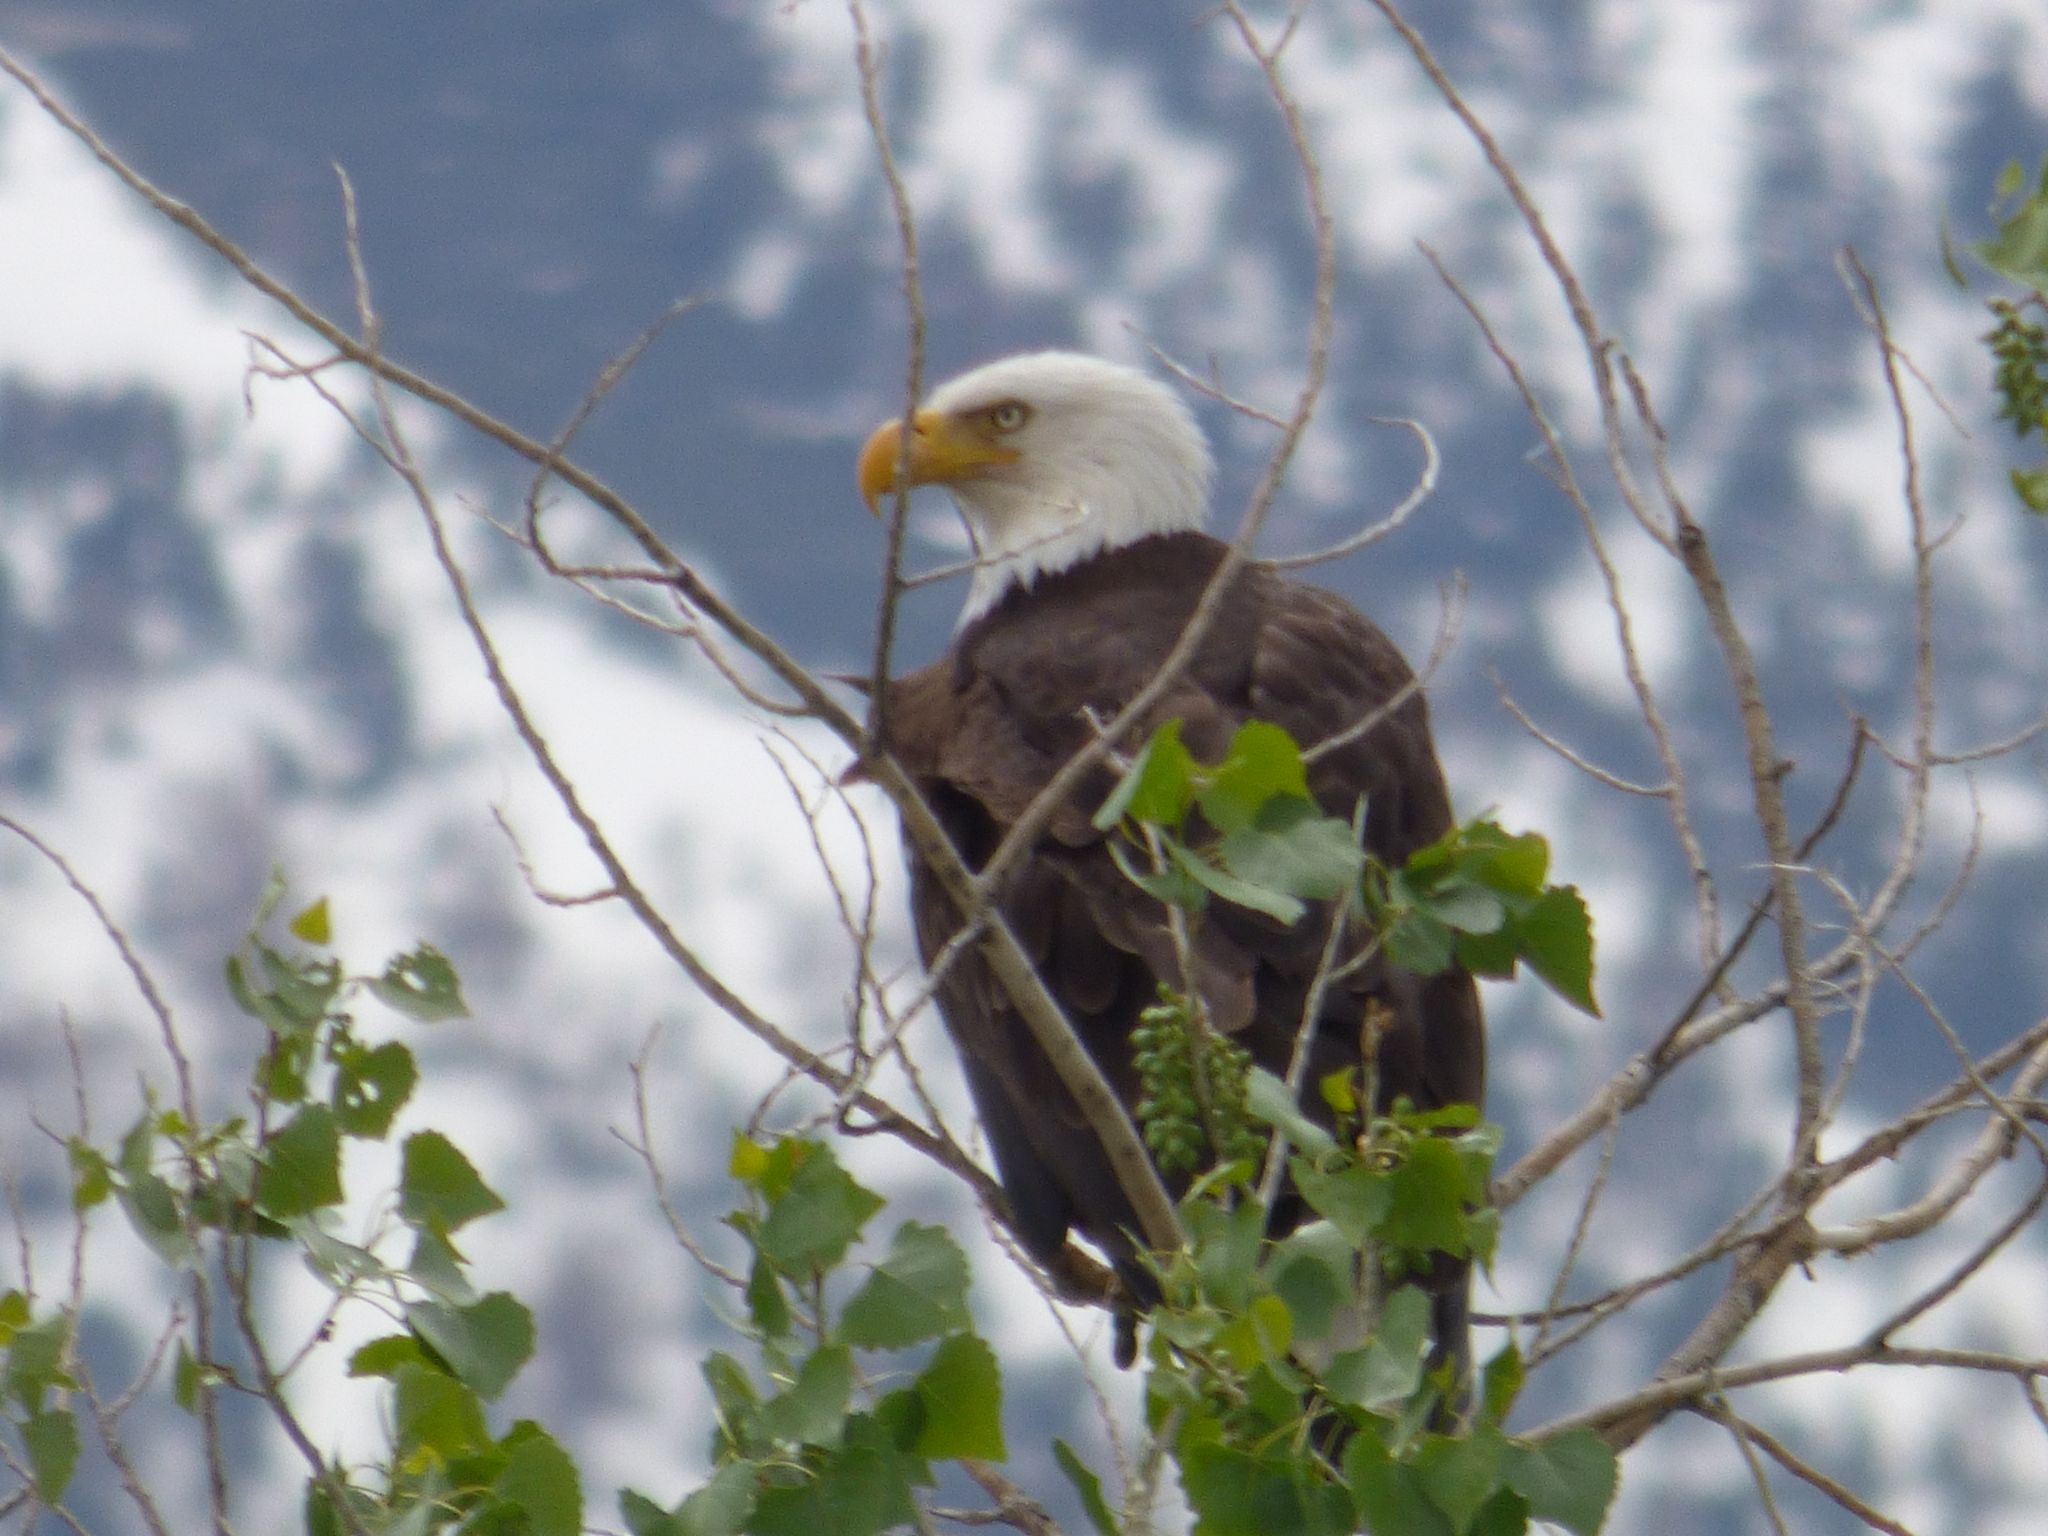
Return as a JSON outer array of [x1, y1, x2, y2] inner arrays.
[[927, 352, 1214, 624]]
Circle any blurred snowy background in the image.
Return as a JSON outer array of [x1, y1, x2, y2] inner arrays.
[[2, 3, 2046, 1532]]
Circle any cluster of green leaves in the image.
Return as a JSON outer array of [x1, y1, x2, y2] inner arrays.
[[1953, 155, 2048, 512], [1131, 989, 1265, 1177], [1097, 719, 1597, 1016], [0, 1291, 79, 1506], [626, 1135, 1003, 1536], [1365, 821, 1596, 1017], [1131, 1072, 1615, 1536], [1093, 719, 1368, 925], [1090, 720, 1614, 1531], [31, 879, 586, 1536]]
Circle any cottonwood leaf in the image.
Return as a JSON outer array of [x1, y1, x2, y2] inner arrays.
[[256, 1104, 343, 1218], [393, 1361, 489, 1461], [910, 1334, 1005, 1460], [331, 1039, 418, 1138], [1502, 1429, 1619, 1536], [759, 1344, 854, 1447], [492, 1420, 582, 1536], [1218, 798, 1365, 904], [1415, 1426, 1506, 1534], [1199, 720, 1310, 834], [1095, 719, 1197, 830], [288, 897, 332, 946], [1518, 886, 1599, 1016], [839, 1221, 972, 1349], [23, 1407, 79, 1500], [1171, 838, 1303, 923], [1053, 1440, 1122, 1536], [755, 1145, 883, 1275], [370, 943, 469, 1022], [1246, 1070, 1336, 1159], [406, 1292, 535, 1399], [399, 1131, 504, 1233]]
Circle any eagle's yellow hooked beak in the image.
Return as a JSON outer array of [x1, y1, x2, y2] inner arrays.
[[857, 408, 1021, 513]]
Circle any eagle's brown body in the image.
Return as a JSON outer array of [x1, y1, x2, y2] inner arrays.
[[884, 529, 1484, 1349]]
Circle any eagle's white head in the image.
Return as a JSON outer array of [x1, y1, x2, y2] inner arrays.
[[857, 351, 1215, 624]]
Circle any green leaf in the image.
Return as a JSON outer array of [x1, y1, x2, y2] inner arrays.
[[1218, 798, 1365, 903], [1171, 837, 1304, 923], [1978, 164, 2048, 289], [349, 1334, 432, 1380], [116, 1171, 198, 1268], [1292, 1160, 1390, 1247], [755, 1144, 884, 1275], [728, 1132, 772, 1188], [1481, 1342, 1525, 1426], [625, 1462, 756, 1536], [746, 1253, 791, 1339], [259, 1025, 314, 1103], [760, 1344, 855, 1447], [1322, 1285, 1433, 1413], [370, 944, 470, 1022], [399, 1131, 504, 1232], [1381, 905, 1457, 976], [256, 944, 344, 1029], [2012, 463, 2048, 513], [289, 896, 333, 946], [116, 1108, 155, 1180], [174, 1340, 202, 1411], [1996, 157, 2028, 201], [702, 1351, 761, 1455], [407, 1292, 535, 1399], [1517, 886, 1599, 1016], [1468, 1487, 1534, 1536], [1053, 1439, 1122, 1536], [0, 1290, 27, 1338], [305, 1478, 384, 1536], [1423, 880, 1506, 935], [1467, 826, 1549, 896], [1383, 1138, 1479, 1259], [406, 1223, 479, 1303], [1095, 719, 1198, 830], [393, 1361, 489, 1461], [1450, 923, 1520, 981], [910, 1333, 1005, 1460], [750, 1421, 920, 1536], [1416, 1425, 1506, 1533], [1199, 720, 1311, 834], [23, 1407, 79, 1499], [1345, 1431, 1456, 1536], [492, 1421, 582, 1536], [1189, 1197, 1267, 1313], [4, 1316, 74, 1411], [1266, 1221, 1353, 1343], [1108, 836, 1212, 912], [331, 1040, 418, 1138], [67, 1139, 112, 1210], [1245, 1069, 1336, 1159], [1502, 1429, 1619, 1536], [838, 1221, 972, 1349], [621, 1489, 681, 1536], [1182, 1442, 1352, 1536], [256, 1104, 344, 1218]]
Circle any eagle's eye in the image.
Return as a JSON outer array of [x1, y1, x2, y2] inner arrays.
[[986, 400, 1030, 432]]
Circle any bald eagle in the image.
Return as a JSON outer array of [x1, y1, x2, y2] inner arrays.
[[856, 351, 1484, 1375]]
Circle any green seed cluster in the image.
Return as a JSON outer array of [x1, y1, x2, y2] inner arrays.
[[1986, 298, 2048, 440], [1131, 992, 1266, 1178]]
